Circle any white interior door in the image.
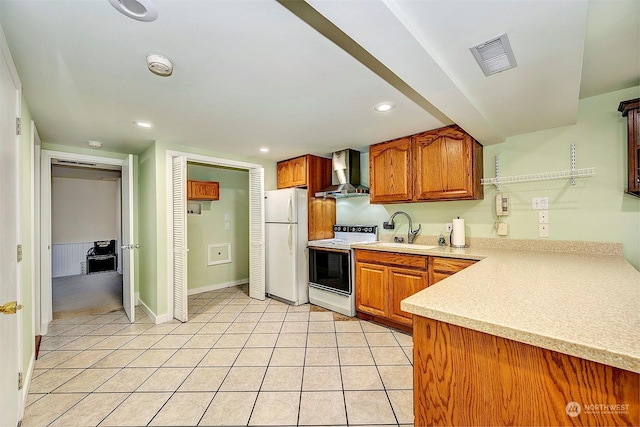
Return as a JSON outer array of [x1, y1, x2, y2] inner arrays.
[[0, 27, 22, 427], [122, 154, 135, 323], [172, 156, 188, 322], [249, 167, 265, 300]]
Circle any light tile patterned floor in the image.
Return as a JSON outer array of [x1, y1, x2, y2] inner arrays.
[[22, 286, 414, 426]]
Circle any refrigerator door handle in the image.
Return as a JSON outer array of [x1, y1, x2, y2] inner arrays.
[[287, 196, 292, 223], [288, 224, 292, 251]]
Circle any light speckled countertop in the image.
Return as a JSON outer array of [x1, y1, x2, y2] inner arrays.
[[351, 241, 640, 374]]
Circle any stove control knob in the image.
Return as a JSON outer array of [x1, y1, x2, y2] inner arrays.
[[357, 227, 362, 232]]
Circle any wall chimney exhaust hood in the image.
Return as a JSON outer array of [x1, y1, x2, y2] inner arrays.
[[315, 149, 369, 198]]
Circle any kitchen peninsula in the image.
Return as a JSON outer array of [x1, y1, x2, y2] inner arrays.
[[352, 240, 640, 426]]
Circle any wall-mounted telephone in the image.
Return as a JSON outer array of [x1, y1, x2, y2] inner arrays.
[[496, 194, 509, 216]]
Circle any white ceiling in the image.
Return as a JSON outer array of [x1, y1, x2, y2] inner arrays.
[[0, 0, 638, 162]]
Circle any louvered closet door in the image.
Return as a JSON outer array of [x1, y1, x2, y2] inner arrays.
[[172, 156, 188, 322], [249, 167, 265, 300]]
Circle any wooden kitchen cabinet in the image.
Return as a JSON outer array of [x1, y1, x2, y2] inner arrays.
[[187, 180, 219, 201], [619, 98, 640, 197], [354, 261, 387, 317], [413, 125, 483, 200], [413, 315, 639, 426], [369, 125, 483, 203], [355, 249, 428, 329], [277, 155, 307, 188], [276, 154, 335, 240], [388, 267, 428, 326], [429, 256, 476, 285], [369, 136, 413, 203]]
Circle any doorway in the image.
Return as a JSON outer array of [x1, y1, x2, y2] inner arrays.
[[167, 151, 265, 323], [39, 151, 136, 334], [50, 163, 123, 319]]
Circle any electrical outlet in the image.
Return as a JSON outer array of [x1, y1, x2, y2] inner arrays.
[[224, 213, 230, 221], [538, 210, 549, 224], [446, 223, 453, 233], [225, 222, 230, 230], [538, 224, 549, 238]]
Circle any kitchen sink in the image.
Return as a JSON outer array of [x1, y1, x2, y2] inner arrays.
[[372, 242, 439, 250]]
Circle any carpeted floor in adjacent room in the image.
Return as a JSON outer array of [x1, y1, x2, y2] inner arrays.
[[52, 271, 123, 319]]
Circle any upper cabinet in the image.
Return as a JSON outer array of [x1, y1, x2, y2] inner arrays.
[[369, 136, 413, 203], [619, 98, 640, 197], [187, 180, 219, 201], [276, 154, 335, 240], [277, 156, 307, 189], [276, 154, 332, 197], [369, 125, 483, 203]]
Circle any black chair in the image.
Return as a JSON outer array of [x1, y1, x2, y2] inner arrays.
[[86, 240, 117, 273]]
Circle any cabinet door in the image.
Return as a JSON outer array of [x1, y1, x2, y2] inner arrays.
[[413, 126, 472, 200], [369, 137, 412, 203], [277, 161, 292, 189], [355, 262, 388, 317], [277, 156, 307, 188], [289, 156, 307, 187], [388, 266, 427, 326], [189, 180, 219, 200]]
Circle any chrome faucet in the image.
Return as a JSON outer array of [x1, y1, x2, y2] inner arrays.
[[383, 211, 421, 244]]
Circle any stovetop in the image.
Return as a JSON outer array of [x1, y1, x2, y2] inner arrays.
[[308, 224, 377, 250]]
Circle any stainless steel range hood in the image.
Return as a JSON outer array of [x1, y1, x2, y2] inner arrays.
[[315, 149, 369, 198]]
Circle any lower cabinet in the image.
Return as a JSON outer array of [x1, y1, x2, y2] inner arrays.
[[429, 256, 476, 284], [355, 249, 428, 328]]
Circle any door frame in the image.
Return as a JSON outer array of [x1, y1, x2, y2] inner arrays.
[[165, 150, 265, 320], [39, 150, 134, 333]]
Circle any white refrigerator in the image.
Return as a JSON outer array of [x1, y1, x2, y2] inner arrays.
[[265, 188, 309, 305]]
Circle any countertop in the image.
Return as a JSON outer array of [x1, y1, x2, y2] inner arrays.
[[351, 241, 640, 374]]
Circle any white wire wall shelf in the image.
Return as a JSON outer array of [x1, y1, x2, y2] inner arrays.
[[481, 143, 596, 190]]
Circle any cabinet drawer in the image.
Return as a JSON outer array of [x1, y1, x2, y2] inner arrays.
[[431, 257, 476, 273], [355, 249, 427, 270]]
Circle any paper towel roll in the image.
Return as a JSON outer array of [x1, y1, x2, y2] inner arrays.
[[451, 218, 466, 247]]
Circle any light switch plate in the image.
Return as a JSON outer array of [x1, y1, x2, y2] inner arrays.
[[532, 197, 549, 210]]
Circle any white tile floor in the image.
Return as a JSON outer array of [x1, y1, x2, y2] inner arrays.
[[22, 286, 414, 426]]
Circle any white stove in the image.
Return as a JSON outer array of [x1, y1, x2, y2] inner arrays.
[[307, 225, 377, 316], [308, 225, 378, 250]]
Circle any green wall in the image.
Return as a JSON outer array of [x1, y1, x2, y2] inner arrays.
[[137, 144, 159, 314], [187, 164, 249, 291], [338, 86, 640, 269]]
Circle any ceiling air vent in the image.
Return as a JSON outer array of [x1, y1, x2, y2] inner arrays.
[[470, 33, 517, 76]]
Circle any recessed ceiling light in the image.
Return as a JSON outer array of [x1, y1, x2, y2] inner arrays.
[[259, 148, 269, 153], [373, 102, 396, 112], [134, 121, 152, 128], [87, 140, 102, 149], [108, 0, 158, 22]]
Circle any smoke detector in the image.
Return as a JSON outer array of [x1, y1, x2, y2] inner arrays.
[[87, 140, 102, 149], [146, 54, 173, 77]]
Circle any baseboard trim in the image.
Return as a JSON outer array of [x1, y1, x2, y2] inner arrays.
[[187, 278, 249, 296], [137, 299, 171, 324]]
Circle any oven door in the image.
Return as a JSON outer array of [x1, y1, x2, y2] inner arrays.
[[308, 247, 351, 295]]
